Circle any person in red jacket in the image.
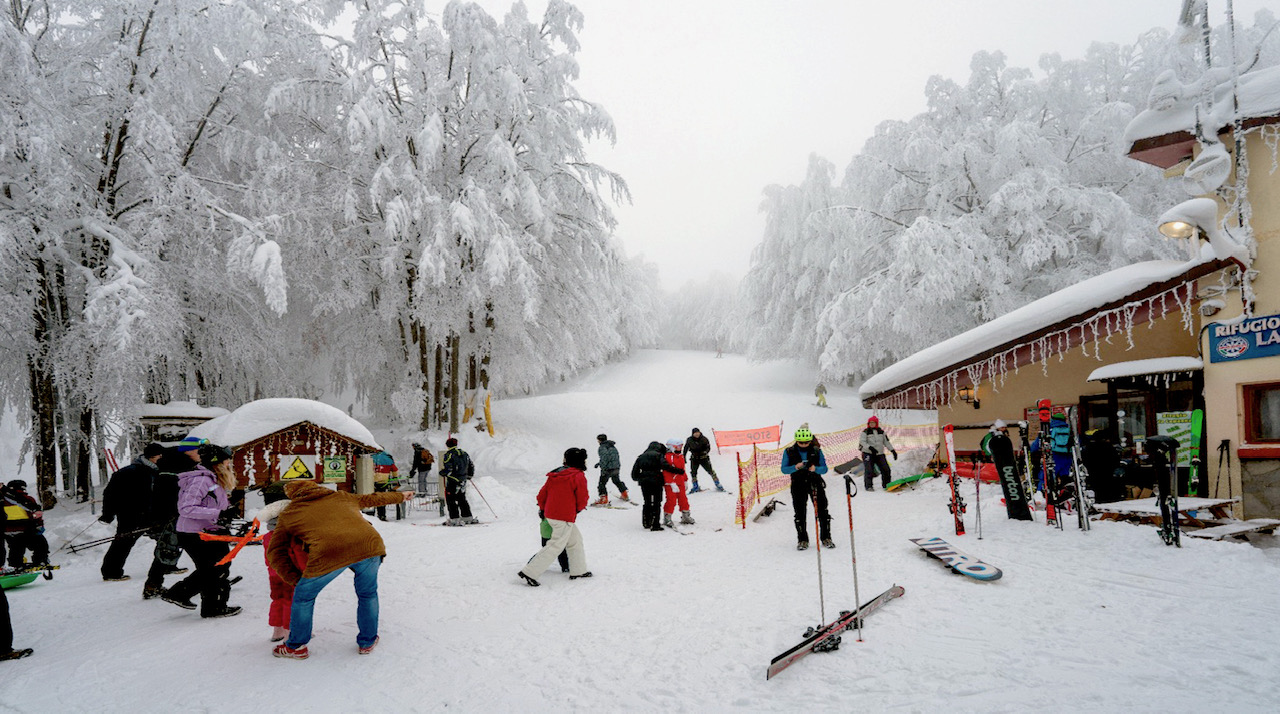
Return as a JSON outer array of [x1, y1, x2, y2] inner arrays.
[[662, 438, 694, 528], [518, 448, 591, 586]]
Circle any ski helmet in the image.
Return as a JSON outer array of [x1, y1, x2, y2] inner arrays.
[[6, 479, 27, 490], [198, 443, 234, 466], [666, 438, 684, 451], [794, 428, 813, 443]]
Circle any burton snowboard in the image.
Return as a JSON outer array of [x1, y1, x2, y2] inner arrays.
[[987, 431, 1031, 521], [910, 537, 1003, 581]]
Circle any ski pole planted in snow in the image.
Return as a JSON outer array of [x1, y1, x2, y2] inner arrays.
[[470, 480, 498, 519], [843, 475, 863, 642], [812, 480, 826, 625]]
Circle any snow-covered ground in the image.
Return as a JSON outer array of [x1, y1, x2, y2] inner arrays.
[[3, 350, 1279, 712]]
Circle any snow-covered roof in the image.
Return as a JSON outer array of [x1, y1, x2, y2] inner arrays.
[[860, 256, 1215, 402], [187, 398, 380, 450], [1086, 356, 1203, 382], [1124, 64, 1280, 149], [137, 401, 230, 420]]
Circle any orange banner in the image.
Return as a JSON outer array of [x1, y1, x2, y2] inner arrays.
[[714, 425, 781, 450]]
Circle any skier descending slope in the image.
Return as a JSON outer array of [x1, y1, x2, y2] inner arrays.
[[781, 428, 833, 551]]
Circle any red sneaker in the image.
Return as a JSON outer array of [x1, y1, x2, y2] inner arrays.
[[273, 643, 309, 660], [358, 636, 379, 655]]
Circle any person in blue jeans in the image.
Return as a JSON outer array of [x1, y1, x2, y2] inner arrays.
[[266, 480, 411, 659]]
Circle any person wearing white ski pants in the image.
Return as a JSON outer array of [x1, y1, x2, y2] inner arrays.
[[522, 519, 587, 579]]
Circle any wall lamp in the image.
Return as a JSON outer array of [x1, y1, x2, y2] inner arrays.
[[958, 385, 980, 410]]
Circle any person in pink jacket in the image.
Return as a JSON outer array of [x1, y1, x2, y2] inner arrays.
[[517, 448, 591, 586]]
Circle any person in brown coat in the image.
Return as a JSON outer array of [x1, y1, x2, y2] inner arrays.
[[267, 480, 411, 659]]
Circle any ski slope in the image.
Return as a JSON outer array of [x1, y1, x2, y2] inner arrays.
[[3, 350, 1278, 712]]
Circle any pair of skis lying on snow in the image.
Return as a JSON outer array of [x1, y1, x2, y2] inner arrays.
[[767, 536, 1002, 680]]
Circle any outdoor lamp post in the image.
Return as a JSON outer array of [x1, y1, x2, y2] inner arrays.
[[1157, 197, 1254, 314]]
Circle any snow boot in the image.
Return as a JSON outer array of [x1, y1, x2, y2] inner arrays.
[[821, 538, 836, 549], [663, 513, 675, 527], [713, 479, 725, 492], [0, 648, 33, 661], [619, 491, 631, 502], [358, 636, 380, 655], [569, 572, 593, 580], [465, 516, 480, 524], [797, 541, 809, 551], [517, 571, 540, 587], [271, 626, 288, 643], [160, 590, 196, 610], [592, 494, 609, 506], [680, 510, 695, 525], [202, 605, 243, 619], [689, 481, 702, 494]]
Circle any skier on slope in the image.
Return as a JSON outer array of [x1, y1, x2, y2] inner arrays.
[[631, 442, 684, 532], [683, 428, 724, 492], [780, 428, 833, 551], [858, 416, 898, 491], [593, 434, 629, 505], [440, 438, 478, 525], [661, 438, 695, 528]]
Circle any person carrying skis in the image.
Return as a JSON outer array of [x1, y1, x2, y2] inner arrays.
[[661, 438, 695, 528], [631, 441, 684, 532], [440, 438, 477, 525], [160, 443, 242, 619], [781, 427, 833, 550], [858, 416, 898, 491], [409, 442, 435, 497], [593, 434, 629, 505], [683, 428, 723, 492], [2, 480, 49, 569], [518, 448, 591, 586], [98, 442, 165, 582], [268, 479, 412, 658]]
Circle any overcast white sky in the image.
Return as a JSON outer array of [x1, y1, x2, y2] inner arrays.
[[440, 0, 1271, 290]]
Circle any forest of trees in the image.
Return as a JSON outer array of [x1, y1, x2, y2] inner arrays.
[[738, 11, 1279, 384], [0, 0, 659, 506]]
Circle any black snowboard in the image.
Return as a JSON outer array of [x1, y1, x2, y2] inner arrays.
[[988, 432, 1032, 521]]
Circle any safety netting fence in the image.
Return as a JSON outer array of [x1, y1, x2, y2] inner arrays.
[[734, 422, 939, 526]]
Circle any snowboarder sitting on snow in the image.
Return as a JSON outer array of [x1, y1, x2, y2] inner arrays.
[[858, 416, 897, 491], [440, 438, 477, 525], [593, 434, 629, 505], [268, 479, 412, 658], [2, 480, 49, 569], [781, 427, 833, 551], [518, 448, 591, 587], [631, 442, 685, 532], [661, 438, 695, 528], [98, 442, 166, 582], [683, 428, 723, 492]]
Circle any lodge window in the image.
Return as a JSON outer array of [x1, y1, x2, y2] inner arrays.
[[1243, 382, 1280, 443]]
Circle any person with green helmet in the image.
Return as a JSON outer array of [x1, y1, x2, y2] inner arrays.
[[779, 426, 833, 551]]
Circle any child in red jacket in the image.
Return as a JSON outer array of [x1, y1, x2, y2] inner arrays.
[[258, 498, 308, 642], [662, 439, 695, 527], [517, 448, 591, 587]]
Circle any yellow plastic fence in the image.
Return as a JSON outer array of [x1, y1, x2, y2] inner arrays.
[[735, 422, 938, 525]]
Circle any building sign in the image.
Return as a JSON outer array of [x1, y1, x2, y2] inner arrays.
[[1156, 411, 1192, 467], [321, 456, 347, 484], [279, 454, 316, 481], [1209, 313, 1280, 363]]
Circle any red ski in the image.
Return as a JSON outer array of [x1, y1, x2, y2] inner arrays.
[[943, 425, 965, 535], [200, 518, 262, 565]]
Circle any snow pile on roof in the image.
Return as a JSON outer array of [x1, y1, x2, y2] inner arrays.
[[137, 401, 230, 419], [1087, 356, 1203, 382], [1124, 64, 1280, 146], [860, 256, 1210, 399], [188, 398, 380, 450]]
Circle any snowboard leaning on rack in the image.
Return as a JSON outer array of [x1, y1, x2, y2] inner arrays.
[[766, 584, 905, 680]]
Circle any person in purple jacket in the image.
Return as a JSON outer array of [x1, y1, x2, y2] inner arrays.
[[160, 443, 241, 618]]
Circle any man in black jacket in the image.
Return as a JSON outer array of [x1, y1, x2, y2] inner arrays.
[[141, 439, 201, 599], [683, 428, 723, 493], [99, 443, 165, 581], [631, 442, 684, 531]]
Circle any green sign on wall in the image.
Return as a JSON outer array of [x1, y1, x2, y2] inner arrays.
[[322, 456, 347, 483]]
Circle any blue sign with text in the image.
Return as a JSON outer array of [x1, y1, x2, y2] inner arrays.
[[1209, 313, 1280, 363]]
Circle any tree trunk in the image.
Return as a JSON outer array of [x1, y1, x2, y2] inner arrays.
[[448, 333, 460, 433], [76, 407, 94, 503], [433, 342, 445, 429], [27, 359, 58, 510]]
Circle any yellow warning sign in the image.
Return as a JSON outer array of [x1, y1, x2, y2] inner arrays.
[[281, 455, 315, 480]]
